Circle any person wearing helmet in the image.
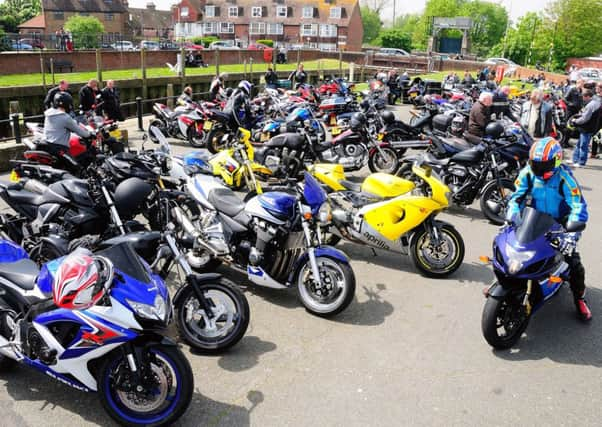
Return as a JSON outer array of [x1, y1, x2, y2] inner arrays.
[[506, 137, 591, 321], [177, 86, 194, 106], [43, 91, 93, 151], [223, 80, 253, 130], [519, 89, 553, 138]]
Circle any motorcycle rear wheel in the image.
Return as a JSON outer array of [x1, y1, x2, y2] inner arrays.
[[409, 223, 464, 277], [482, 292, 530, 349], [206, 127, 228, 154], [480, 179, 515, 225]]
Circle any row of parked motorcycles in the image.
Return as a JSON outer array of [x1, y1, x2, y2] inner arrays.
[[0, 78, 581, 425]]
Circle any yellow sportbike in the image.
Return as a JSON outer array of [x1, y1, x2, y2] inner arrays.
[[322, 165, 465, 277]]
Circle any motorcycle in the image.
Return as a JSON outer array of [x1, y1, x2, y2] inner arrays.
[[481, 207, 586, 349], [321, 164, 465, 277], [149, 102, 206, 148], [185, 172, 356, 316], [0, 240, 193, 426]]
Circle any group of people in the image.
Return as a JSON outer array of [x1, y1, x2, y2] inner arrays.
[[54, 28, 73, 52]]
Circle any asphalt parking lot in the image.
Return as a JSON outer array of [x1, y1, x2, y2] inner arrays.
[[1, 107, 601, 426]]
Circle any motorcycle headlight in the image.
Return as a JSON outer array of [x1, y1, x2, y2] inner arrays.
[[317, 202, 332, 224], [127, 295, 168, 322], [506, 244, 535, 274]]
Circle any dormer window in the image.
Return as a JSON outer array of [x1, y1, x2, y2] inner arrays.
[[302, 7, 313, 18], [252, 6, 262, 18], [205, 5, 216, 17], [330, 7, 341, 19]]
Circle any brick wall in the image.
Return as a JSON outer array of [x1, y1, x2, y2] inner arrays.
[[566, 57, 602, 71]]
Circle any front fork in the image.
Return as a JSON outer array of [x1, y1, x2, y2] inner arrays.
[[300, 203, 323, 287]]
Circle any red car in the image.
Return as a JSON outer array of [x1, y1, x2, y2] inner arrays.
[[182, 41, 204, 50], [248, 43, 273, 51], [19, 38, 44, 49]]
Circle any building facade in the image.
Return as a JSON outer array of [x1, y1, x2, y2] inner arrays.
[[128, 2, 174, 39], [173, 0, 363, 51], [39, 0, 129, 35]]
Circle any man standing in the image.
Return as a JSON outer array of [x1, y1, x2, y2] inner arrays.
[[564, 79, 583, 118], [100, 80, 123, 121], [264, 67, 278, 89], [78, 79, 99, 113], [288, 63, 307, 88], [466, 92, 493, 143], [568, 89, 601, 167], [44, 80, 69, 110], [519, 89, 553, 138]]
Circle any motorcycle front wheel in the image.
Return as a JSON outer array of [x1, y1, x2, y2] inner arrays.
[[175, 278, 249, 353], [206, 126, 228, 154], [296, 256, 355, 316], [368, 146, 399, 174], [186, 126, 205, 148], [409, 223, 464, 277], [98, 344, 193, 427], [482, 291, 530, 349]]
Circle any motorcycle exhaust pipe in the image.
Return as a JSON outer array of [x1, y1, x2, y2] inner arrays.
[[0, 336, 18, 360]]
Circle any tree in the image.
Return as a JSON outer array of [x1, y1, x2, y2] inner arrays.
[[361, 7, 382, 43], [379, 29, 412, 51], [411, 0, 466, 50], [64, 16, 104, 49], [0, 0, 41, 33], [548, 0, 602, 60], [459, 1, 508, 57]]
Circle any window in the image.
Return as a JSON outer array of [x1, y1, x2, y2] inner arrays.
[[203, 22, 218, 34], [205, 5, 215, 17], [105, 13, 114, 21], [79, 12, 89, 16], [267, 23, 283, 35], [276, 6, 287, 17], [53, 11, 64, 20], [319, 24, 337, 37], [319, 43, 337, 51], [329, 7, 341, 19], [251, 6, 262, 18], [220, 22, 234, 33], [301, 23, 317, 36], [228, 6, 238, 17], [180, 6, 189, 17], [302, 7, 313, 18], [249, 22, 265, 35]]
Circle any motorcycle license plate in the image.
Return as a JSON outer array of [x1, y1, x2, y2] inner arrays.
[[330, 116, 337, 126], [109, 129, 122, 139], [377, 133, 384, 141], [203, 121, 213, 131], [331, 127, 341, 136], [410, 92, 417, 98], [9, 170, 19, 182]]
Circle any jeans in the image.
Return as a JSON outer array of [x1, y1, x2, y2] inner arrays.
[[573, 132, 592, 165]]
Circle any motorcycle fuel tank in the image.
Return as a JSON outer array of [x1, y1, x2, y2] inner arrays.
[[245, 192, 295, 225], [361, 173, 415, 198]]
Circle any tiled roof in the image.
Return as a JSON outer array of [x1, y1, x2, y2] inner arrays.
[[42, 0, 128, 13], [129, 7, 173, 29], [18, 14, 46, 28]]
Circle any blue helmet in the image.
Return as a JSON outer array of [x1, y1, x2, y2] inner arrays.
[[529, 137, 562, 180], [288, 107, 311, 122], [238, 80, 252, 95]]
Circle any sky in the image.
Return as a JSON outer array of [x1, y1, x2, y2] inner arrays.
[[131, 0, 551, 22]]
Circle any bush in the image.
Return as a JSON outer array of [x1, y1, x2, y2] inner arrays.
[[191, 36, 219, 47], [64, 16, 104, 49], [256, 39, 274, 47], [379, 29, 412, 52]]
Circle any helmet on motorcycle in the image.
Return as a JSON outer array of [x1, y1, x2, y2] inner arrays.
[[360, 99, 370, 110], [113, 177, 154, 218], [53, 252, 114, 310], [289, 107, 311, 122], [53, 91, 73, 112], [529, 137, 562, 180], [350, 112, 367, 131], [450, 115, 466, 136], [381, 110, 395, 125], [238, 80, 252, 95], [224, 87, 233, 97], [484, 121, 505, 139]]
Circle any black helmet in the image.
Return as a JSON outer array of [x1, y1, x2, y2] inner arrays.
[[360, 99, 370, 110], [53, 91, 73, 112], [224, 87, 233, 97], [381, 110, 395, 125], [485, 121, 504, 139], [113, 177, 153, 218], [350, 112, 366, 130]]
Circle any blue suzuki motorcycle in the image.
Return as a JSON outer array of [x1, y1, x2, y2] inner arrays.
[[0, 241, 193, 426], [481, 207, 586, 349]]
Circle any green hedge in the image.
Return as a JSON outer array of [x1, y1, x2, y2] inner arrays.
[[191, 36, 219, 47], [256, 39, 274, 47]]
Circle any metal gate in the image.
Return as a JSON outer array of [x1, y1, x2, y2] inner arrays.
[[439, 37, 462, 54]]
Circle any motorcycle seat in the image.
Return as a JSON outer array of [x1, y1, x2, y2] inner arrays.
[[423, 152, 450, 166], [265, 133, 305, 150], [6, 188, 69, 207], [208, 187, 246, 217], [0, 259, 39, 290], [450, 147, 484, 164]]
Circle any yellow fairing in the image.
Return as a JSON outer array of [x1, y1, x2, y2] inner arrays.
[[361, 173, 415, 198], [251, 163, 273, 176], [411, 165, 450, 207], [308, 163, 347, 191]]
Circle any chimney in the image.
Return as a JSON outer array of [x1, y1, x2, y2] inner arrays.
[[146, 2, 155, 9]]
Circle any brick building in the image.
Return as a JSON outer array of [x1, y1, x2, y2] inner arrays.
[[173, 0, 363, 51], [128, 2, 174, 39]]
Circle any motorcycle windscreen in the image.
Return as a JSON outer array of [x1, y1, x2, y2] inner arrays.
[[303, 171, 327, 214], [514, 208, 557, 245]]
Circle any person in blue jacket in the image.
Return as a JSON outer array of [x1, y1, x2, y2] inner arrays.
[[507, 137, 591, 321]]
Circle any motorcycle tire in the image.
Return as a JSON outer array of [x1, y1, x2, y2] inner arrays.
[[206, 127, 228, 154], [482, 291, 530, 349], [175, 278, 249, 353], [187, 126, 205, 148], [368, 146, 399, 174], [296, 256, 355, 317], [479, 178, 515, 225], [409, 222, 464, 277], [98, 343, 193, 427], [148, 120, 167, 144]]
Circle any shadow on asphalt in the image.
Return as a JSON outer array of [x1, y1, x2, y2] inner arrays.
[[218, 336, 277, 372], [1, 367, 255, 426], [446, 205, 488, 222], [490, 287, 602, 367], [332, 283, 394, 326]]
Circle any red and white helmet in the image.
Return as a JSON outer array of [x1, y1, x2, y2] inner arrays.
[[53, 253, 114, 310]]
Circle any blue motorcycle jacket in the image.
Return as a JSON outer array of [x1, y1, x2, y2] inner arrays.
[[507, 164, 588, 224]]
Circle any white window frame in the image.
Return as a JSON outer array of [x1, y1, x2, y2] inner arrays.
[[220, 22, 234, 33], [319, 43, 337, 51], [302, 7, 313, 19], [228, 6, 238, 17], [319, 24, 337, 37], [203, 22, 218, 34], [180, 6, 189, 17], [329, 7, 341, 19], [267, 23, 283, 35], [301, 23, 317, 36], [251, 6, 262, 18], [276, 6, 287, 18], [205, 5, 215, 18], [249, 22, 266, 35]]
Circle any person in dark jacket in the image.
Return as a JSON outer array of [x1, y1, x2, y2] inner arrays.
[[223, 80, 253, 130], [289, 64, 307, 88], [209, 73, 227, 102], [78, 79, 99, 113], [264, 67, 278, 89], [44, 80, 69, 110], [462, 71, 475, 85], [568, 89, 602, 167], [491, 86, 517, 121], [519, 89, 553, 138], [100, 80, 123, 121], [466, 92, 493, 143], [564, 79, 583, 117]]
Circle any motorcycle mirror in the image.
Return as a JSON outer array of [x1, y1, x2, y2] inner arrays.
[[565, 221, 586, 233]]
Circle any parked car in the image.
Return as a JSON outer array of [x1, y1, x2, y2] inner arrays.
[[181, 41, 204, 50], [18, 38, 44, 49], [139, 40, 160, 51], [160, 40, 179, 50], [376, 48, 410, 57], [577, 67, 601, 81], [209, 41, 240, 50], [484, 57, 519, 76], [11, 41, 33, 51], [248, 43, 272, 51], [111, 41, 135, 51]]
